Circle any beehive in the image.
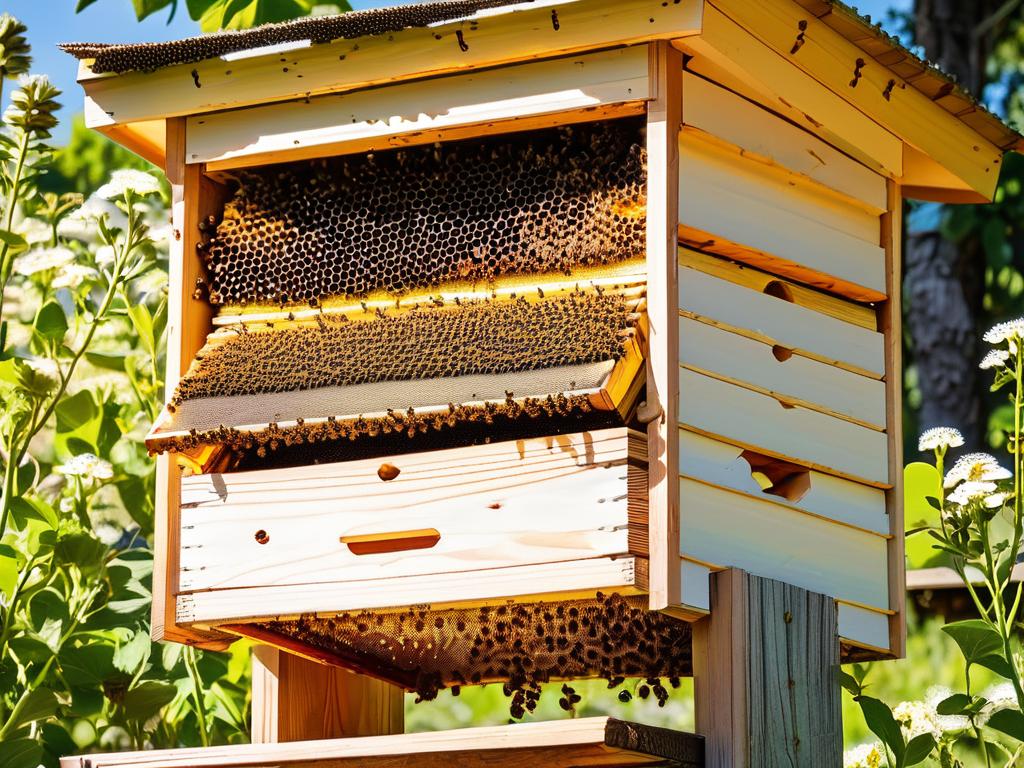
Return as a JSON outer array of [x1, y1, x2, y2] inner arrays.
[[63, 0, 1024, 744]]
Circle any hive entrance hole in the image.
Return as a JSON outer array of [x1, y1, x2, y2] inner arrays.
[[341, 528, 440, 555], [763, 280, 795, 303], [740, 450, 810, 503]]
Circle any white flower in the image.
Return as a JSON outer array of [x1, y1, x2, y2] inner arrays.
[[93, 522, 122, 546], [985, 318, 1024, 345], [926, 686, 970, 733], [945, 453, 1012, 488], [843, 741, 884, 768], [980, 349, 1011, 370], [55, 453, 114, 482], [894, 699, 942, 740], [59, 497, 75, 515], [918, 427, 965, 452], [53, 263, 98, 290], [17, 216, 53, 246], [96, 170, 161, 200], [25, 357, 59, 383], [947, 481, 998, 506], [14, 246, 74, 276], [95, 245, 117, 265], [980, 683, 1019, 726]]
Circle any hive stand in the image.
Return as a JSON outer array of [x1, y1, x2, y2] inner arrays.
[[60, 0, 1023, 766]]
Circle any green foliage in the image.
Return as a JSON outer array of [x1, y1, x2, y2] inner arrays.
[[0, 15, 249, 762], [0, 14, 30, 83], [75, 0, 352, 32]]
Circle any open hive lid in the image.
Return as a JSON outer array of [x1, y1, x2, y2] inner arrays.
[[147, 118, 650, 467]]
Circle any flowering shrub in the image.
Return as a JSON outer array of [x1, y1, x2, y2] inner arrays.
[[0, 16, 248, 768]]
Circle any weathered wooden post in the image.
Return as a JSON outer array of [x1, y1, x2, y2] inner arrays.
[[61, 1, 1020, 766]]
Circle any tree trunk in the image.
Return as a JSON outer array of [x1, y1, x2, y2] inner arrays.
[[905, 0, 996, 448]]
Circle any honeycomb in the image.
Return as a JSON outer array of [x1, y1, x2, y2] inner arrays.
[[62, 1, 536, 75], [202, 119, 646, 308], [251, 593, 692, 716], [172, 292, 635, 406]]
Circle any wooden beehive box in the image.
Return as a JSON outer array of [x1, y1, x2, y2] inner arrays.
[[65, 0, 1022, 705]]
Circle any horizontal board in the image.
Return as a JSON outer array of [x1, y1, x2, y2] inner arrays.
[[839, 603, 892, 653], [679, 316, 887, 428], [680, 558, 711, 613], [82, 0, 703, 126], [678, 134, 887, 298], [179, 430, 638, 591], [678, 261, 885, 378], [188, 47, 649, 168], [678, 369, 890, 486], [678, 477, 890, 609], [681, 71, 887, 213], [177, 556, 643, 625], [61, 717, 703, 768], [678, 431, 889, 536]]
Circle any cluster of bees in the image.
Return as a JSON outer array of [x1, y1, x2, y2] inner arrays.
[[258, 592, 690, 716], [199, 119, 646, 308], [172, 292, 634, 406]]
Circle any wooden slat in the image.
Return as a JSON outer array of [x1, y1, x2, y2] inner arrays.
[[152, 118, 232, 649], [189, 47, 650, 169], [678, 431, 888, 536], [711, 0, 1003, 201], [678, 370, 890, 487], [60, 717, 705, 768], [678, 254, 885, 379], [882, 179, 907, 658], [645, 41, 683, 612], [838, 603, 891, 654], [679, 480, 890, 609], [681, 71, 887, 213], [177, 556, 644, 626], [81, 0, 703, 127], [679, 317, 887, 429], [178, 429, 641, 592], [678, 133, 887, 301], [678, 6, 903, 181]]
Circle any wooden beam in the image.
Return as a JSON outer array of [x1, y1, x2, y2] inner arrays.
[[692, 569, 841, 767], [250, 646, 403, 743], [645, 41, 683, 613], [882, 179, 907, 658], [60, 717, 704, 768], [188, 47, 650, 170], [708, 0, 1003, 201], [80, 0, 703, 128], [151, 117, 231, 649], [96, 120, 166, 168], [678, 5, 904, 181]]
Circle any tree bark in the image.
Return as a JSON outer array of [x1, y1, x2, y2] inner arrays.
[[905, 0, 997, 447]]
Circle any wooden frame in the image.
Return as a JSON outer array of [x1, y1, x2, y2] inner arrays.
[[61, 717, 704, 768]]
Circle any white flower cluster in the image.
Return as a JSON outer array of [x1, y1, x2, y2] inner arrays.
[[926, 686, 970, 733], [984, 319, 1024, 345], [95, 169, 162, 200], [843, 742, 883, 768], [55, 453, 114, 482], [13, 246, 74, 276], [918, 427, 964, 452], [943, 452, 1011, 509], [894, 699, 942, 740], [980, 349, 1011, 370]]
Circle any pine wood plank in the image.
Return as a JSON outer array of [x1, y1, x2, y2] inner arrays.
[[678, 6, 903, 181], [678, 431, 889, 536], [178, 429, 642, 592], [678, 369, 890, 487], [61, 717, 704, 768], [189, 47, 650, 169], [692, 570, 841, 767], [678, 255, 885, 379], [837, 603, 891, 655], [680, 71, 887, 213], [250, 647, 403, 743], [678, 478, 890, 609], [711, 0, 1002, 201], [80, 0, 703, 127], [678, 134, 887, 300], [679, 317, 887, 429], [645, 41, 683, 613], [176, 556, 645, 626]]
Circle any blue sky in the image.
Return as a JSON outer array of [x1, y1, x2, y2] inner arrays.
[[4, 0, 908, 143]]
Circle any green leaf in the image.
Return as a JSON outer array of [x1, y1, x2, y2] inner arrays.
[[125, 302, 155, 358], [7, 688, 58, 733], [55, 390, 97, 433], [904, 462, 945, 569], [112, 630, 151, 675], [0, 544, 18, 600], [936, 693, 972, 715], [130, 0, 174, 20], [857, 695, 905, 761], [942, 620, 1005, 667], [85, 351, 129, 371], [75, 0, 101, 10], [122, 680, 176, 721], [9, 497, 56, 529], [59, 644, 116, 688], [33, 301, 67, 341], [902, 733, 937, 766], [0, 739, 43, 768], [837, 669, 861, 696], [978, 653, 1015, 679], [987, 708, 1024, 742], [0, 229, 28, 251]]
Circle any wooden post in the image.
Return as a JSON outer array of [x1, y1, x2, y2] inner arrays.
[[251, 646, 404, 743], [692, 569, 841, 767]]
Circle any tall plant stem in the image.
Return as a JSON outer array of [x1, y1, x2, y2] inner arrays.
[[0, 130, 30, 323], [184, 646, 211, 747]]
